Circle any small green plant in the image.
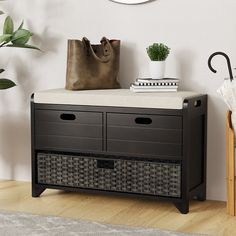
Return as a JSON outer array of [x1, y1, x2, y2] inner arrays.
[[0, 14, 40, 89], [146, 43, 170, 61]]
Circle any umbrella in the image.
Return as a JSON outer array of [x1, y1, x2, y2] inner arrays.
[[208, 52, 236, 130]]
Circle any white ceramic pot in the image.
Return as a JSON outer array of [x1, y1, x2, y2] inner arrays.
[[149, 61, 166, 80]]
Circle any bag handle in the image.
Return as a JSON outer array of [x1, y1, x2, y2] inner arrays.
[[82, 37, 113, 63]]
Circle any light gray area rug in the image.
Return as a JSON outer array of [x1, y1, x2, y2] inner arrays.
[[0, 210, 206, 236]]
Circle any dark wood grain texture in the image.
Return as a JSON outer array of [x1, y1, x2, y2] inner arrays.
[[31, 94, 207, 214]]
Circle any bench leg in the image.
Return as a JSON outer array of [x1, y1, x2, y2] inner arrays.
[[174, 201, 189, 214], [32, 184, 46, 197]]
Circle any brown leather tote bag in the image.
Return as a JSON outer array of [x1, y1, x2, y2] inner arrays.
[[65, 37, 120, 90]]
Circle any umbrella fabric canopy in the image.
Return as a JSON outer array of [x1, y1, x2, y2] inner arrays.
[[217, 79, 236, 130], [208, 51, 236, 130]]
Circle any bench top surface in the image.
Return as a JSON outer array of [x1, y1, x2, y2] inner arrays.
[[33, 88, 202, 109]]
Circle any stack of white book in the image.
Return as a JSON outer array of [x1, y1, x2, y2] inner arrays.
[[130, 78, 179, 93]]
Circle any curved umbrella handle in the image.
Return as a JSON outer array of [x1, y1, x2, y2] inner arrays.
[[208, 51, 234, 81]]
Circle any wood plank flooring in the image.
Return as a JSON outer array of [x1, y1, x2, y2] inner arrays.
[[0, 180, 235, 236]]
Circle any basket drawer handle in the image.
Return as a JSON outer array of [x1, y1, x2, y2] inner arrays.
[[97, 159, 114, 169], [135, 117, 152, 125], [60, 113, 76, 121]]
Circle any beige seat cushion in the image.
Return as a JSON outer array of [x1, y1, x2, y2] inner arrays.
[[34, 88, 201, 109]]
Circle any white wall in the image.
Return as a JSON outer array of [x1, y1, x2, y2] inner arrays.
[[0, 0, 234, 201]]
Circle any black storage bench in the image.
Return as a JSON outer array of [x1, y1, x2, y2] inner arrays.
[[31, 89, 207, 214]]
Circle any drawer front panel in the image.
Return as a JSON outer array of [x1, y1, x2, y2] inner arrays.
[[35, 136, 102, 151], [107, 140, 182, 156], [35, 110, 102, 125], [107, 113, 182, 129], [35, 110, 103, 151], [107, 127, 182, 144], [37, 153, 181, 198], [107, 113, 182, 156], [36, 123, 102, 138]]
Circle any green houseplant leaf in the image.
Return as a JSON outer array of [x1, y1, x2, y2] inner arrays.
[[0, 34, 12, 43], [146, 43, 170, 61], [17, 21, 24, 30], [0, 78, 16, 89], [0, 13, 40, 89], [3, 16, 14, 34], [6, 43, 40, 50], [11, 29, 32, 45]]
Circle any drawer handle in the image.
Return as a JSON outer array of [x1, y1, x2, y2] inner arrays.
[[194, 100, 201, 107], [60, 113, 76, 121], [135, 117, 152, 125], [97, 159, 114, 169]]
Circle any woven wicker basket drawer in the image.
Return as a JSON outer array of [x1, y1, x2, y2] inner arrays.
[[37, 153, 181, 198], [35, 110, 103, 151]]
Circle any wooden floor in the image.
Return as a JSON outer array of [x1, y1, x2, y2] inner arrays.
[[0, 180, 235, 236]]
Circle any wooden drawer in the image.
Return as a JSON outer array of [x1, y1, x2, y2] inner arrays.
[[107, 113, 182, 129], [107, 113, 182, 156], [35, 110, 103, 151]]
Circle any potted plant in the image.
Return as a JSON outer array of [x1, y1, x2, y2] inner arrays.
[[0, 14, 39, 89], [146, 43, 170, 79]]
